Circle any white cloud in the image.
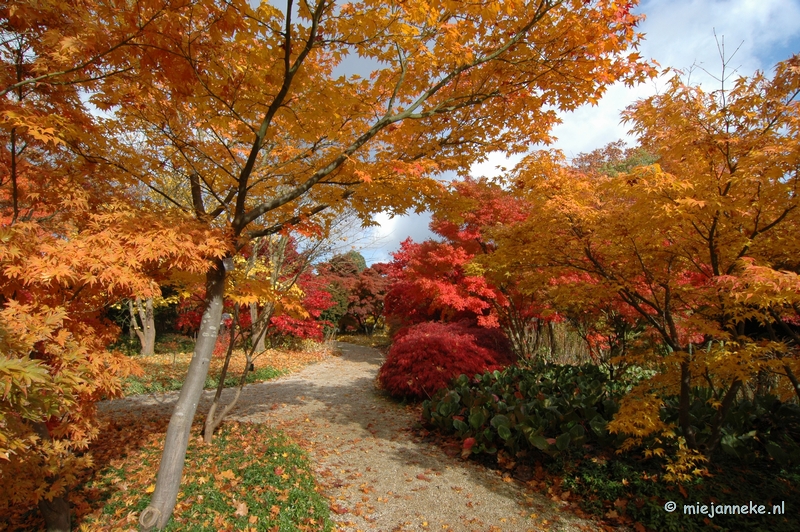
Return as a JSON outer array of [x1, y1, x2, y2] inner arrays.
[[550, 0, 800, 158], [638, 0, 800, 79], [470, 152, 526, 179], [360, 211, 436, 265]]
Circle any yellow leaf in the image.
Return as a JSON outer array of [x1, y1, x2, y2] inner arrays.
[[234, 499, 248, 517]]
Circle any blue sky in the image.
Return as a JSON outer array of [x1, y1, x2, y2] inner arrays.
[[359, 0, 800, 265]]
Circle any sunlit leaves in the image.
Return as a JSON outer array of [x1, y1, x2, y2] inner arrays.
[[487, 55, 800, 458]]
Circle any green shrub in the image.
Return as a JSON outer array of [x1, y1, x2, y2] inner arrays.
[[425, 361, 800, 465], [661, 391, 800, 467], [422, 362, 625, 457], [424, 362, 800, 531], [560, 453, 800, 531]]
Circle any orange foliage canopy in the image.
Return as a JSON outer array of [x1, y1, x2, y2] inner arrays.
[[0, 0, 229, 514], [3, 0, 654, 527], [486, 55, 800, 455]]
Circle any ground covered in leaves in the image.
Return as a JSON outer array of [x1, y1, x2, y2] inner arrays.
[[4, 340, 336, 531], [122, 341, 333, 396], [225, 342, 596, 531], [78, 421, 333, 531], [334, 331, 391, 351]]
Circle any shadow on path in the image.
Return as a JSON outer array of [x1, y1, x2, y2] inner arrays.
[[100, 342, 592, 531]]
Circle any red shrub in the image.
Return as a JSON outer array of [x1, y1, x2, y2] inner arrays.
[[213, 331, 232, 358], [378, 321, 515, 399]]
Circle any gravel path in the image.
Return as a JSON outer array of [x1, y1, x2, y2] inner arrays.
[[100, 343, 597, 531]]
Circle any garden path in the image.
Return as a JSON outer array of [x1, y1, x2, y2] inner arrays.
[[102, 342, 598, 531]]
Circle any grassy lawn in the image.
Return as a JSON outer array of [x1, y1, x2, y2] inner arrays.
[[121, 336, 334, 397], [73, 421, 333, 531], [122, 353, 285, 396]]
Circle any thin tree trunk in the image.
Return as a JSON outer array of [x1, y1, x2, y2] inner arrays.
[[783, 364, 800, 403], [204, 305, 239, 443], [141, 297, 156, 356], [249, 302, 266, 353], [38, 497, 71, 532], [31, 422, 71, 532], [139, 262, 226, 531], [129, 297, 156, 356], [707, 378, 742, 452], [204, 309, 270, 442], [128, 299, 145, 345], [678, 358, 697, 449]]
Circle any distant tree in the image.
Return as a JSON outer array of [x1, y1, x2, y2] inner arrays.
[[348, 263, 390, 335]]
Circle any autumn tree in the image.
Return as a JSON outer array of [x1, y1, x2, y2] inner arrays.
[[317, 250, 390, 333], [5, 0, 650, 528], [488, 55, 800, 458], [126, 289, 181, 357], [1, 2, 231, 529], [348, 263, 390, 334], [385, 178, 561, 357]]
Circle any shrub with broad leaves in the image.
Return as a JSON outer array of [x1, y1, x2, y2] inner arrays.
[[423, 362, 623, 458], [377, 321, 514, 399]]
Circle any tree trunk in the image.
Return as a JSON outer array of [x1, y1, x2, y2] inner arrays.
[[249, 302, 266, 353], [707, 378, 742, 452], [31, 422, 71, 531], [129, 297, 156, 356], [204, 306, 238, 444], [141, 297, 156, 356], [139, 262, 226, 531], [38, 496, 71, 532], [678, 358, 698, 449], [205, 307, 270, 443], [784, 364, 800, 403]]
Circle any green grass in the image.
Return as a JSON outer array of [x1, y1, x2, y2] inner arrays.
[[79, 423, 333, 531], [116, 334, 287, 396], [123, 364, 284, 396]]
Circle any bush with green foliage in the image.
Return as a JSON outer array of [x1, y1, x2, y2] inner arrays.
[[424, 362, 800, 530], [423, 362, 624, 456], [425, 361, 800, 463], [662, 391, 800, 467], [558, 451, 800, 532]]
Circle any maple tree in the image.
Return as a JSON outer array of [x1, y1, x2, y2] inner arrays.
[[385, 178, 558, 357], [0, 212, 224, 530], [128, 296, 157, 356], [1, 2, 230, 529], [487, 54, 800, 458], [347, 263, 390, 335], [125, 291, 183, 357], [316, 252, 389, 334], [5, 0, 651, 528]]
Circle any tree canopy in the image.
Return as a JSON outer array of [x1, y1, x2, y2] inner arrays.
[[2, 0, 654, 529]]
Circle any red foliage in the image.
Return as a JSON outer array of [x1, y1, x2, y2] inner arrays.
[[267, 273, 334, 342], [383, 179, 541, 332], [176, 291, 206, 334], [378, 321, 515, 399], [347, 263, 390, 331], [213, 331, 232, 358], [384, 239, 491, 328]]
